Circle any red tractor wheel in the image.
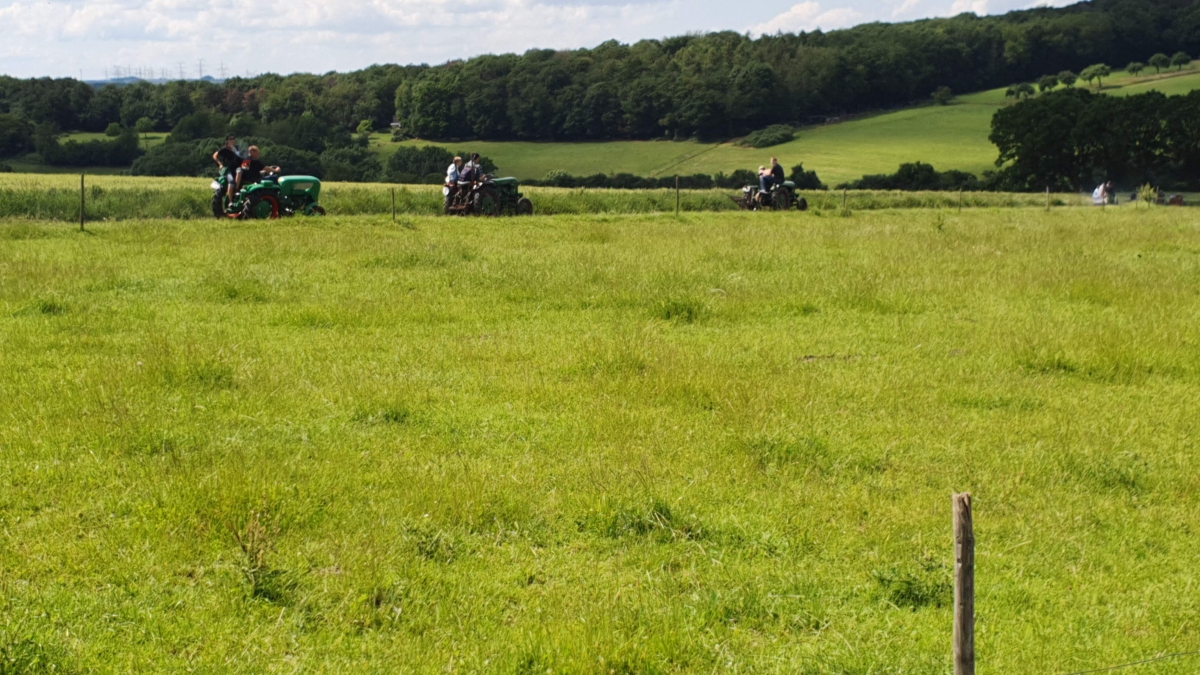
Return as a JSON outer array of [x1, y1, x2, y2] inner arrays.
[[245, 194, 281, 220]]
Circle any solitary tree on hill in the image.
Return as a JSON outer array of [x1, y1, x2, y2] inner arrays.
[[1127, 62, 1145, 76], [1058, 70, 1078, 87], [1038, 75, 1059, 92], [1081, 64, 1111, 89], [134, 117, 154, 148], [1005, 82, 1036, 100], [1172, 52, 1192, 70], [1150, 53, 1170, 73]]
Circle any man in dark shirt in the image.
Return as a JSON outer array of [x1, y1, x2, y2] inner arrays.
[[761, 156, 785, 192], [212, 135, 241, 204], [236, 146, 281, 192]]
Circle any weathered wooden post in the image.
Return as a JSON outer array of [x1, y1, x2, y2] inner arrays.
[[391, 187, 396, 223], [842, 187, 848, 210], [953, 492, 975, 675], [1046, 186, 1051, 211], [80, 173, 86, 232], [675, 175, 680, 216], [958, 188, 963, 213]]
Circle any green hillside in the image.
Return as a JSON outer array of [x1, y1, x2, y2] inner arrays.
[[374, 68, 1200, 186]]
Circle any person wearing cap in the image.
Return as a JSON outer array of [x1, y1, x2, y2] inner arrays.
[[212, 134, 242, 205], [460, 153, 483, 183]]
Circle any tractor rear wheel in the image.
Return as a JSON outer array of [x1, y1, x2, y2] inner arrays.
[[473, 188, 500, 217], [771, 189, 792, 211], [245, 194, 281, 220], [516, 197, 534, 216]]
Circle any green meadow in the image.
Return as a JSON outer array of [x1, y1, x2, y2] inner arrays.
[[373, 68, 1200, 185], [2, 208, 1199, 672]]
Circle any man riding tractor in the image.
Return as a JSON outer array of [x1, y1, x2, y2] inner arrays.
[[757, 157, 786, 208], [732, 157, 809, 211], [236, 146, 280, 196], [445, 153, 484, 215]]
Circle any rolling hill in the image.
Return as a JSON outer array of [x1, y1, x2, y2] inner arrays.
[[373, 68, 1200, 186]]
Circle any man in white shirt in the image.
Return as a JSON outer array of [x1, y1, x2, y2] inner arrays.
[[444, 156, 463, 211]]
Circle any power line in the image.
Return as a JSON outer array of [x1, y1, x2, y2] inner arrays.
[[1060, 650, 1200, 675]]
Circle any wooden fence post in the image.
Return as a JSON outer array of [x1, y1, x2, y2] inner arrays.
[[953, 492, 975, 675], [1046, 187, 1050, 211], [958, 188, 963, 213], [675, 175, 680, 216], [80, 173, 85, 232], [391, 187, 396, 223], [842, 187, 847, 209]]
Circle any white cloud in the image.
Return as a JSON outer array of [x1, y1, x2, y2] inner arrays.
[[949, 0, 988, 14], [0, 0, 1119, 78], [892, 0, 921, 17], [751, 2, 864, 35]]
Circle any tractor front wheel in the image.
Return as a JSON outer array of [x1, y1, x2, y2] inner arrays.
[[473, 188, 500, 217], [516, 197, 534, 216], [797, 197, 809, 212], [245, 194, 281, 220], [212, 191, 239, 219], [771, 189, 792, 211]]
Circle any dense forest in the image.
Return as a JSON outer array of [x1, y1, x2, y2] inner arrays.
[[0, 0, 1198, 185]]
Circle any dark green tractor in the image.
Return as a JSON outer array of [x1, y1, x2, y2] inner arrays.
[[212, 173, 326, 220], [449, 176, 533, 216], [732, 181, 809, 211]]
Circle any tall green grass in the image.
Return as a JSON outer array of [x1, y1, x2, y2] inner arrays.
[[0, 174, 1092, 220], [1, 209, 1199, 672]]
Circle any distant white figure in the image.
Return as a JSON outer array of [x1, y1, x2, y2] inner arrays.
[[1092, 181, 1114, 205]]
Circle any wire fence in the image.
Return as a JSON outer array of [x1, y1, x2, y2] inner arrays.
[[1060, 648, 1200, 674]]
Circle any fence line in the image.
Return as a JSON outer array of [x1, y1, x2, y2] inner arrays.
[[1059, 650, 1200, 675]]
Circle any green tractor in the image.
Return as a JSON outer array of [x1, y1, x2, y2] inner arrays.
[[446, 175, 534, 216], [732, 181, 809, 211], [212, 173, 326, 220]]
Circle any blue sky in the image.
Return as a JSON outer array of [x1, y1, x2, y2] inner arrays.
[[0, 0, 1078, 79]]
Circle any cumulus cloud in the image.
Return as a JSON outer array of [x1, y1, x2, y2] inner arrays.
[[0, 0, 1109, 78], [949, 0, 988, 14], [0, 0, 677, 77], [751, 2, 864, 35]]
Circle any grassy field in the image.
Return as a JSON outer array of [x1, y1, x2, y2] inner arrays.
[[0, 173, 1100, 221], [2, 208, 1199, 672], [371, 67, 1200, 185]]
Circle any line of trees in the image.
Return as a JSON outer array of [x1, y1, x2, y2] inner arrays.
[[1011, 49, 1193, 99], [0, 0, 1197, 156]]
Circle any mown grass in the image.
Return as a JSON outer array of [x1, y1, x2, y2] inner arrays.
[[1, 208, 1198, 672], [0, 173, 1097, 220], [371, 68, 1200, 185]]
